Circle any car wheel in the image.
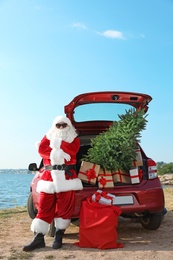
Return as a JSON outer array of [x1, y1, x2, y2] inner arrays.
[[140, 213, 163, 230], [48, 221, 56, 237], [27, 192, 38, 219]]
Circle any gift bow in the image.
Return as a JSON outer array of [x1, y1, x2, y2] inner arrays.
[[95, 191, 113, 202], [98, 176, 107, 187], [95, 192, 102, 202], [86, 168, 96, 181]]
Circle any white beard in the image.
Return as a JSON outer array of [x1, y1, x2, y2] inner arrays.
[[46, 125, 78, 143]]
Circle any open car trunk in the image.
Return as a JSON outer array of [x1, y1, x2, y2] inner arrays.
[[64, 91, 152, 188]]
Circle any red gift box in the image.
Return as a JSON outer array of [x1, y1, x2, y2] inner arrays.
[[78, 161, 100, 185], [98, 168, 114, 188]]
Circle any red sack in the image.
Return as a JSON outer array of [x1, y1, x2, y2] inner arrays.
[[75, 197, 124, 249]]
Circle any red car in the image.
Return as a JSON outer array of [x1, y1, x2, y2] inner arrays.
[[27, 91, 165, 235]]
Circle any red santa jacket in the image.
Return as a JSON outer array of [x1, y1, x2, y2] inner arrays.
[[38, 135, 80, 181]]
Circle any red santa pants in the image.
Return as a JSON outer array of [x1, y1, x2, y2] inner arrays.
[[36, 190, 75, 224]]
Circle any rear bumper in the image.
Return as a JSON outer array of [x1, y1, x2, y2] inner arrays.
[[72, 179, 165, 218]]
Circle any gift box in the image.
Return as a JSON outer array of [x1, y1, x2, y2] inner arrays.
[[98, 168, 114, 188], [78, 161, 100, 185], [92, 190, 116, 205], [134, 147, 143, 167], [112, 169, 131, 184], [129, 167, 143, 184]]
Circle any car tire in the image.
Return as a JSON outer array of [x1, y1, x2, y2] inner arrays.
[[27, 192, 38, 219], [140, 213, 163, 230]]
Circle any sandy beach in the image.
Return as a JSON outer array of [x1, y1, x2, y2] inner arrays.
[[0, 185, 172, 260]]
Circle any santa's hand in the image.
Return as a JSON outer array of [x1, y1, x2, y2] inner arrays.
[[58, 148, 71, 161], [62, 151, 71, 161], [50, 138, 62, 149], [50, 149, 71, 163]]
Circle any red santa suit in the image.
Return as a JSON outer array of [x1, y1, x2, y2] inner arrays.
[[31, 116, 83, 235]]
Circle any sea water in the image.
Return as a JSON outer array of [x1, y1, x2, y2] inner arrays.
[[0, 169, 34, 209]]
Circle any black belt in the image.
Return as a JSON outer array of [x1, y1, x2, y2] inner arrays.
[[44, 164, 76, 171]]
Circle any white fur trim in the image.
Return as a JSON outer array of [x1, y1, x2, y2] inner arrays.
[[50, 138, 62, 149], [31, 218, 49, 235], [55, 178, 83, 193], [50, 149, 65, 165], [51, 170, 66, 182], [36, 180, 55, 194], [54, 218, 71, 229]]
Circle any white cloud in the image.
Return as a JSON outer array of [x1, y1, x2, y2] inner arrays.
[[71, 22, 87, 30], [99, 30, 125, 39]]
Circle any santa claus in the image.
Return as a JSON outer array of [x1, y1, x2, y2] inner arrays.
[[23, 116, 83, 252]]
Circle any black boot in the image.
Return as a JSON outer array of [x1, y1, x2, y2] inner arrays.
[[52, 229, 65, 249], [23, 233, 45, 252]]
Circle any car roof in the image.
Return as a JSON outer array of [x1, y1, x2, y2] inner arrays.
[[64, 91, 152, 136]]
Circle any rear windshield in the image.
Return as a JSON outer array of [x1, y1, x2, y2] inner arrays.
[[73, 103, 133, 122]]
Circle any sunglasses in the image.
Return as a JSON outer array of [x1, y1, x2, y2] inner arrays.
[[56, 123, 68, 128]]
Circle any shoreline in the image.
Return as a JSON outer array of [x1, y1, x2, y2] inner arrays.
[[0, 179, 173, 211], [0, 185, 173, 213]]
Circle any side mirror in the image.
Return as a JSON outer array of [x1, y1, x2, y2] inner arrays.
[[28, 163, 38, 171]]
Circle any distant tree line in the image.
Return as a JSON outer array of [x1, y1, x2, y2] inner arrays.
[[157, 162, 173, 175]]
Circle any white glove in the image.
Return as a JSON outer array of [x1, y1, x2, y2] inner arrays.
[[50, 149, 71, 163], [62, 150, 71, 161]]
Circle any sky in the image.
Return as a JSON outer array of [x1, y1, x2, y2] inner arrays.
[[0, 0, 173, 169]]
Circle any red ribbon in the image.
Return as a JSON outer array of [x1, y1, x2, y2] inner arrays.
[[112, 169, 122, 182], [94, 191, 113, 202], [112, 169, 130, 182], [131, 169, 143, 180], [130, 169, 143, 181], [95, 192, 102, 202], [99, 176, 107, 187], [98, 169, 113, 187], [79, 164, 97, 183], [100, 191, 113, 200], [98, 176, 113, 188], [86, 168, 96, 181]]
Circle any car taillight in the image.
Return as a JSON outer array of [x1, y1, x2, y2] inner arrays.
[[147, 159, 158, 179]]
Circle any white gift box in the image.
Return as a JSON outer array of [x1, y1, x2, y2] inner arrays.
[[130, 168, 140, 184], [92, 189, 116, 205]]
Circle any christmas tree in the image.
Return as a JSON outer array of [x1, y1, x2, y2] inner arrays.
[[83, 108, 148, 171]]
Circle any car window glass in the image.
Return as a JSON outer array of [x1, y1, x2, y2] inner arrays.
[[73, 103, 133, 122]]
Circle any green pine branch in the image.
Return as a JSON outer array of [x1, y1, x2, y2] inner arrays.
[[83, 108, 148, 171]]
